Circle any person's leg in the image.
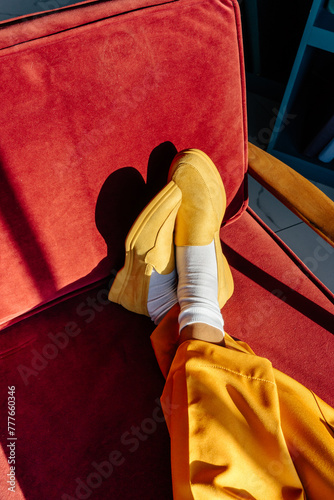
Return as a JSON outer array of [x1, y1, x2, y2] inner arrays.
[[151, 233, 334, 499], [155, 323, 334, 500], [168, 149, 234, 332], [160, 149, 306, 499], [155, 150, 334, 499], [160, 336, 306, 500], [180, 323, 225, 345], [151, 148, 233, 372], [109, 149, 334, 499]]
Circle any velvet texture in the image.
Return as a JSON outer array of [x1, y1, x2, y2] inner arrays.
[[0, 0, 247, 328], [0, 283, 172, 499], [1, 211, 333, 499], [0, 0, 333, 498]]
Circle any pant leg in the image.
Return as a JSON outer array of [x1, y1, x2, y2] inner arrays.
[[151, 311, 334, 499]]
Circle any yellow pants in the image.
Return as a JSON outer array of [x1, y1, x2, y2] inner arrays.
[[151, 306, 334, 499]]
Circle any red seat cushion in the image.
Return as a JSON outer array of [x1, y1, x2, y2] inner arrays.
[[0, 0, 247, 328], [0, 208, 332, 499], [0, 282, 172, 499]]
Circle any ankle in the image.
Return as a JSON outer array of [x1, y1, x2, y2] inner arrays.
[[179, 323, 225, 346]]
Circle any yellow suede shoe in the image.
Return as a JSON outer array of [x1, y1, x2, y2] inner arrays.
[[167, 149, 234, 308], [108, 181, 182, 316]]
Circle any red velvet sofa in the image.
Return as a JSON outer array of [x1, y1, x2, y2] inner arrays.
[[0, 0, 333, 498]]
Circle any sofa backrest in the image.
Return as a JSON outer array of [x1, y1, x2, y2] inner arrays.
[[0, 0, 247, 329]]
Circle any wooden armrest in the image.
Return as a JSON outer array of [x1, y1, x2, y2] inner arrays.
[[247, 142, 334, 247]]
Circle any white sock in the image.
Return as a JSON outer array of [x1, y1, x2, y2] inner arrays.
[[147, 269, 178, 324], [176, 241, 224, 334]]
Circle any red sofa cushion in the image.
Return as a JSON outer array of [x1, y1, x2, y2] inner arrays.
[[0, 0, 247, 329], [0, 210, 332, 499]]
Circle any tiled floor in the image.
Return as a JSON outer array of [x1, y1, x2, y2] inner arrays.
[[1, 3, 333, 293], [248, 176, 334, 293]]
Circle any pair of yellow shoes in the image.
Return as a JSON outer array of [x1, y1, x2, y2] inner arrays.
[[108, 149, 234, 317]]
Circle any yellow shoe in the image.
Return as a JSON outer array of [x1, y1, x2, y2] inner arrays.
[[108, 181, 182, 316], [168, 149, 234, 308]]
